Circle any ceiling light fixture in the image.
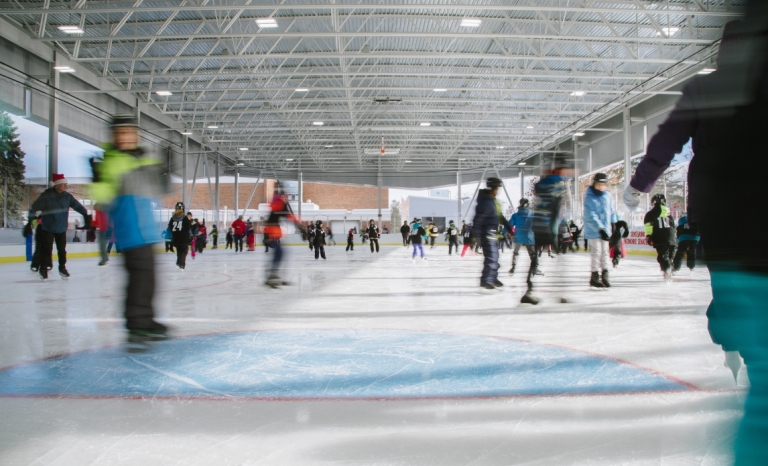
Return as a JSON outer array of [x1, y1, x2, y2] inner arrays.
[[207, 125, 219, 129], [312, 121, 324, 126], [181, 131, 192, 135], [324, 145, 334, 148], [286, 158, 294, 161], [404, 160, 412, 163], [295, 88, 309, 92], [58, 26, 84, 34], [433, 88, 447, 92], [658, 27, 680, 36], [518, 162, 527, 166], [419, 122, 431, 126], [461, 19, 482, 27], [526, 125, 534, 129], [459, 158, 467, 161], [571, 91, 586, 96], [53, 66, 76, 73], [496, 146, 505, 149], [574, 132, 585, 137], [236, 162, 245, 166], [256, 18, 278, 28], [155, 91, 172, 96], [239, 147, 248, 151], [698, 67, 716, 75]]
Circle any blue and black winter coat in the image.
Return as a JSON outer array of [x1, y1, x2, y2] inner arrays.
[[583, 186, 617, 240], [509, 207, 534, 245]]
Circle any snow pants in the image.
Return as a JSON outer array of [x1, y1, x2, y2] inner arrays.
[[480, 239, 499, 286], [123, 244, 156, 331], [590, 239, 610, 272], [673, 240, 698, 271], [654, 244, 675, 272]]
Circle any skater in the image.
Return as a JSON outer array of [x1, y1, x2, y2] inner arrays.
[[93, 207, 112, 265], [307, 222, 315, 250], [28, 214, 42, 272], [313, 220, 327, 260], [427, 221, 439, 248], [89, 114, 170, 349], [473, 177, 510, 290], [461, 221, 474, 257], [557, 218, 574, 254], [346, 228, 355, 251], [196, 220, 207, 254], [410, 218, 427, 262], [360, 226, 368, 245], [225, 227, 233, 249], [673, 214, 699, 274], [610, 217, 630, 268], [400, 220, 410, 247], [522, 154, 571, 305], [231, 215, 246, 252], [583, 173, 616, 288], [644, 194, 676, 282], [28, 173, 90, 280], [168, 202, 191, 270], [246, 220, 255, 251], [509, 198, 536, 276], [210, 224, 218, 249], [263, 182, 305, 287], [622, 14, 768, 462], [327, 227, 336, 246], [569, 220, 582, 251], [22, 216, 35, 262], [445, 220, 460, 255], [367, 219, 380, 253], [189, 218, 198, 260]]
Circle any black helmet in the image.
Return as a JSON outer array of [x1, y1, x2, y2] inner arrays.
[[174, 201, 184, 211], [112, 114, 138, 128], [519, 198, 529, 208], [651, 193, 666, 206], [593, 172, 608, 184], [315, 220, 323, 226], [486, 177, 503, 189]]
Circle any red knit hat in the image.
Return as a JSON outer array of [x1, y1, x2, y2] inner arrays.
[[52, 173, 68, 186]]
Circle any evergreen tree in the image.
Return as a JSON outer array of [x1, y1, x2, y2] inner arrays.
[[0, 111, 26, 226]]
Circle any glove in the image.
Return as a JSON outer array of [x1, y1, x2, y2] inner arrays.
[[84, 214, 92, 229], [623, 185, 643, 212], [599, 229, 610, 241], [646, 236, 654, 246]]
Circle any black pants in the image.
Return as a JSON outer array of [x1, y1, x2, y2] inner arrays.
[[370, 238, 379, 253], [174, 241, 188, 267], [673, 240, 698, 271], [346, 239, 354, 251], [448, 239, 459, 255], [314, 245, 326, 259], [234, 234, 244, 251], [212, 236, 218, 247], [429, 236, 436, 248], [527, 233, 556, 291], [655, 244, 676, 272], [39, 230, 68, 270], [226, 238, 233, 249], [31, 230, 42, 269], [165, 241, 174, 252], [123, 245, 156, 330], [402, 233, 409, 246]]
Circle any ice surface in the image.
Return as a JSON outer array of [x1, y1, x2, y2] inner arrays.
[[0, 245, 745, 465]]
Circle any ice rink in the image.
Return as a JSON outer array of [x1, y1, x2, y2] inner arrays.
[[0, 244, 746, 465]]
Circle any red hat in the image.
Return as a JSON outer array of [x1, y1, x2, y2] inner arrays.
[[52, 173, 68, 186]]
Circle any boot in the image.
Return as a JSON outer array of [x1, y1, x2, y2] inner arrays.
[[590, 271, 605, 288], [58, 266, 70, 279], [601, 270, 611, 288], [520, 291, 539, 305], [509, 266, 515, 275]]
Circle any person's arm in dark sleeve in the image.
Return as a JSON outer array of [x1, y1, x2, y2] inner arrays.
[[631, 84, 699, 193], [29, 192, 46, 218], [69, 195, 91, 227]]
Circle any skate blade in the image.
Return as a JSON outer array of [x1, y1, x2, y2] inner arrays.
[[125, 342, 151, 353]]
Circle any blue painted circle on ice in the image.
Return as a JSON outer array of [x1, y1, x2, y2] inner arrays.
[[0, 330, 689, 399]]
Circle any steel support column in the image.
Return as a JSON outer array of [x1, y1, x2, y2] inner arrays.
[[377, 155, 382, 226], [234, 169, 239, 217], [214, 154, 220, 227], [462, 168, 487, 222], [457, 161, 462, 224], [623, 107, 632, 188], [182, 136, 188, 207], [297, 158, 303, 219], [47, 59, 59, 186]]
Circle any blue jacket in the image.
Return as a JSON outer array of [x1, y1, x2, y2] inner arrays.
[[532, 175, 567, 236], [583, 186, 616, 240], [29, 187, 88, 234], [676, 216, 701, 243], [509, 207, 534, 245]]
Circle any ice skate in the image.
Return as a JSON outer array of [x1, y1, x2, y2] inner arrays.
[[601, 270, 611, 288], [590, 271, 605, 289], [534, 269, 544, 276], [519, 291, 539, 306], [724, 351, 742, 383], [493, 280, 504, 288], [58, 266, 70, 279], [39, 268, 48, 281], [126, 333, 151, 353], [265, 275, 282, 288], [480, 283, 496, 292], [98, 260, 108, 266], [30, 266, 38, 273], [508, 267, 515, 276], [177, 264, 185, 270], [663, 270, 673, 284]]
